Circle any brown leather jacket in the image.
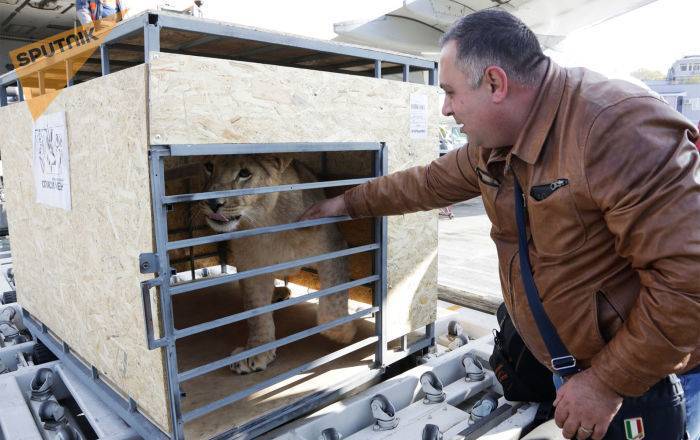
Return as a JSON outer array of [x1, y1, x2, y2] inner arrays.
[[345, 60, 700, 397]]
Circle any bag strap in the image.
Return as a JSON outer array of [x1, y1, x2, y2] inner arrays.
[[513, 175, 580, 377]]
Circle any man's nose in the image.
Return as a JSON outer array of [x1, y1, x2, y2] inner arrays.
[[442, 97, 453, 117], [207, 199, 224, 212]]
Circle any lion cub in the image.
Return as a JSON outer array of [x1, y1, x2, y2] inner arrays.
[[199, 155, 357, 374]]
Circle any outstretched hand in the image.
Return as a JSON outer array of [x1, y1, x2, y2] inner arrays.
[[554, 368, 623, 439], [299, 194, 348, 221]]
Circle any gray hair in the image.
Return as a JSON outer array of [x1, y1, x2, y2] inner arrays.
[[439, 9, 546, 88]]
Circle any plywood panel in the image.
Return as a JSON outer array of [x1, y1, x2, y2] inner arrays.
[[0, 66, 170, 431], [148, 52, 439, 340]]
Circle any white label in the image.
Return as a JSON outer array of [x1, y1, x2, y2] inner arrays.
[[32, 111, 71, 211], [410, 93, 428, 139]]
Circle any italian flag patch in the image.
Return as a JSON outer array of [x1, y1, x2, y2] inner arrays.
[[624, 417, 645, 440]]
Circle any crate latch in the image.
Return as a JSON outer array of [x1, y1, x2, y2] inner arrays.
[[140, 278, 167, 350], [139, 253, 160, 274]]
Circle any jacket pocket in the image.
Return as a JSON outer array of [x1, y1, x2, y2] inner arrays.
[[527, 182, 586, 257], [595, 290, 624, 343]]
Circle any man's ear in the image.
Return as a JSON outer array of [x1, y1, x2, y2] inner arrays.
[[483, 66, 508, 103]]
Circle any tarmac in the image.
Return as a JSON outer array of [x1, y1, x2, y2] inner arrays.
[[437, 197, 503, 304]]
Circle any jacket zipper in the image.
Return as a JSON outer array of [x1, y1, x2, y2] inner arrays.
[[549, 178, 568, 191]]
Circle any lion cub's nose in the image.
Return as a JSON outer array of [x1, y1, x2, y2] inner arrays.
[[207, 199, 224, 212]]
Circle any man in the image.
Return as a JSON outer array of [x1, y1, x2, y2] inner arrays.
[[75, 0, 123, 25], [302, 9, 700, 440]]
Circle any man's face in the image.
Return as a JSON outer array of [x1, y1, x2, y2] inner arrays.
[[439, 40, 496, 148]]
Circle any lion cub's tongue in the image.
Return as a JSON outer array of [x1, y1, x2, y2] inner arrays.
[[208, 212, 230, 222]]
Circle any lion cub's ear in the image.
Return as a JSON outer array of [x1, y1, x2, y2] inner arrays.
[[262, 154, 293, 173]]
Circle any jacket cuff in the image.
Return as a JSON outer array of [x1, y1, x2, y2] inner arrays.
[[343, 186, 370, 218], [590, 345, 660, 397]]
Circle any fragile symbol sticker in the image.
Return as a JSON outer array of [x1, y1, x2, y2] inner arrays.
[[33, 111, 72, 210], [410, 93, 428, 139]]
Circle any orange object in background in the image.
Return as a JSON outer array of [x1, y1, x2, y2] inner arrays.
[[8, 10, 123, 120]]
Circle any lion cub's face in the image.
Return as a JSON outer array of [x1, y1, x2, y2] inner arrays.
[[200, 155, 291, 233]]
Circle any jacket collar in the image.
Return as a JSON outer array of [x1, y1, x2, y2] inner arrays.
[[490, 59, 566, 167]]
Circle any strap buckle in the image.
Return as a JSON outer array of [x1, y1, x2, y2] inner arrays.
[[551, 355, 577, 371]]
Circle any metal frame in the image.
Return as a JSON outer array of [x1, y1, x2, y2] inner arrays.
[[21, 310, 169, 440], [0, 11, 438, 107], [144, 142, 395, 439]]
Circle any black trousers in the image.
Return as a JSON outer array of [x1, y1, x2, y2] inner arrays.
[[603, 374, 686, 440]]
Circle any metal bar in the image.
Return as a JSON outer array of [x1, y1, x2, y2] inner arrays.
[[167, 216, 352, 250], [22, 312, 168, 439], [374, 142, 389, 367], [144, 22, 161, 63], [179, 308, 378, 383], [175, 276, 379, 340], [374, 59, 381, 79], [426, 322, 436, 349], [170, 243, 378, 295], [101, 11, 149, 46], [148, 147, 185, 439], [100, 44, 110, 75], [0, 70, 18, 87], [141, 278, 166, 349], [0, 86, 7, 107], [183, 335, 379, 423], [403, 64, 410, 82], [16, 81, 24, 102], [321, 152, 328, 177], [156, 13, 435, 69], [166, 141, 381, 155], [185, 177, 197, 278], [163, 178, 371, 204], [217, 241, 226, 273], [429, 65, 437, 86]]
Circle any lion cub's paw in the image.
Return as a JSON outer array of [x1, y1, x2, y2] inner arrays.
[[321, 322, 356, 345], [230, 347, 277, 374]]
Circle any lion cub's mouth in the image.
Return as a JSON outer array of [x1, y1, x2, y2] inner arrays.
[[208, 212, 231, 223], [206, 212, 242, 225]]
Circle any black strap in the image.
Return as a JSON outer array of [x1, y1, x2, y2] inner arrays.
[[513, 176, 580, 377]]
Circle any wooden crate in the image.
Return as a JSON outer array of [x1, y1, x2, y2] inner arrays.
[[0, 52, 439, 437]]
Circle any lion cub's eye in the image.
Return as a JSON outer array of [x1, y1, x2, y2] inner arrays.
[[238, 168, 252, 180]]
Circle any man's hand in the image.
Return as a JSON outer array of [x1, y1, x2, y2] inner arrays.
[[299, 195, 348, 221], [554, 368, 623, 439]]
